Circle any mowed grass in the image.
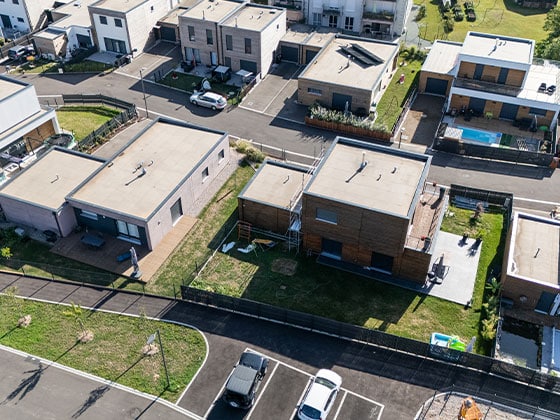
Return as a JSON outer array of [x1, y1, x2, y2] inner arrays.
[[192, 206, 505, 354], [414, 0, 547, 43], [56, 106, 121, 141], [0, 295, 206, 402]]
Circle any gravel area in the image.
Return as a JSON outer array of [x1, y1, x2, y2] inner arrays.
[[418, 393, 533, 419]]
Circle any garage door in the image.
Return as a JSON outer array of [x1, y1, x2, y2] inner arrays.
[[499, 103, 519, 120], [425, 77, 448, 96], [240, 59, 257, 74], [160, 26, 176, 42], [332, 92, 352, 112], [305, 49, 317, 64], [280, 45, 298, 63]]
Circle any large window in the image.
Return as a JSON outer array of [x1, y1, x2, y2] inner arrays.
[[328, 15, 338, 28], [80, 210, 98, 220], [99, 15, 107, 25], [312, 13, 321, 26], [344, 17, 354, 31], [316, 208, 337, 224], [244, 38, 251, 54], [226, 35, 232, 51], [104, 37, 126, 53], [116, 220, 140, 242], [170, 198, 183, 225], [188, 25, 195, 41], [206, 29, 213, 45]]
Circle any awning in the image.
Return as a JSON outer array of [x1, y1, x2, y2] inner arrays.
[[236, 69, 252, 78]]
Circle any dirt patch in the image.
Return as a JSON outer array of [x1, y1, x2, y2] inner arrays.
[[271, 258, 298, 276]]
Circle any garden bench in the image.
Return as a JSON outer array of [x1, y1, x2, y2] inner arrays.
[[452, 196, 488, 211]]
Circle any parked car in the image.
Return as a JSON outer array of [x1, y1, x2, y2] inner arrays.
[[223, 350, 269, 409], [298, 369, 342, 420], [8, 45, 35, 61], [190, 91, 227, 110]]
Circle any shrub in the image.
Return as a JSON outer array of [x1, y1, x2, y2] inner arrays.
[[308, 102, 389, 133], [444, 16, 455, 32], [415, 5, 426, 21], [233, 140, 265, 163]]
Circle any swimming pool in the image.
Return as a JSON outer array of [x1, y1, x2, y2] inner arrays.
[[457, 126, 502, 146]]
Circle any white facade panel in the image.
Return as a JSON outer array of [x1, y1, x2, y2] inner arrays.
[[0, 85, 41, 135], [0, 1, 29, 32]]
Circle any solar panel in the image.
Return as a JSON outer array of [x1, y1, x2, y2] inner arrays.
[[351, 43, 384, 64], [339, 45, 376, 66]]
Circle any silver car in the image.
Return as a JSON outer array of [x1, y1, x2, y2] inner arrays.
[[190, 91, 227, 110]]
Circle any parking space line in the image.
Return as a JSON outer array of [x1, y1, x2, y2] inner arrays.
[[261, 66, 302, 115], [246, 361, 280, 419], [291, 376, 313, 420], [204, 369, 231, 419], [332, 389, 348, 420]]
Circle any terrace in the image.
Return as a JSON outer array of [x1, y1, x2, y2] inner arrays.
[[405, 183, 446, 251]]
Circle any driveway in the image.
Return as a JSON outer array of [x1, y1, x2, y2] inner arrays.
[[240, 62, 308, 123], [115, 42, 182, 82]]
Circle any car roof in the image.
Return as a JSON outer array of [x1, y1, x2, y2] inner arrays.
[[303, 370, 342, 411], [225, 364, 258, 395], [240, 351, 265, 370], [201, 92, 223, 99]]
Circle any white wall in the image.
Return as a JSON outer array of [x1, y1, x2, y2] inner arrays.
[[0, 1, 30, 32], [91, 12, 130, 53], [0, 83, 41, 134], [23, 0, 52, 30]]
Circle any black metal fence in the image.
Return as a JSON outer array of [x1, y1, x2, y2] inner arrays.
[[45, 94, 138, 153], [181, 286, 560, 394]]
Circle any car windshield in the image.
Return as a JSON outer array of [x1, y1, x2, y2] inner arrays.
[[300, 404, 321, 419], [315, 377, 336, 389]]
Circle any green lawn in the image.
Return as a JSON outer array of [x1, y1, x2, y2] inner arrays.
[[56, 106, 121, 141], [190, 204, 505, 354], [414, 0, 547, 43], [0, 295, 206, 402]]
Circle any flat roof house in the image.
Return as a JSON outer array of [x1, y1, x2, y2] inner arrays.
[[0, 0, 52, 36], [297, 34, 399, 114], [278, 24, 336, 66], [502, 212, 560, 324], [0, 148, 104, 236], [419, 32, 560, 129], [33, 0, 98, 60], [88, 0, 180, 54], [0, 75, 60, 180], [179, 0, 285, 76], [66, 118, 231, 250]]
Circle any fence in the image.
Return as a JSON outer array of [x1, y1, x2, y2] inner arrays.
[[181, 286, 560, 396], [43, 94, 138, 153]]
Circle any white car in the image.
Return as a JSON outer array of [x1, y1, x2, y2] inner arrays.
[[189, 91, 227, 110], [298, 369, 342, 420]]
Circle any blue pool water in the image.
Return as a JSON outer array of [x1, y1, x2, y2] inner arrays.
[[457, 126, 502, 146]]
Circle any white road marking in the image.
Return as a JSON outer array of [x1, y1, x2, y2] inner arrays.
[[332, 389, 348, 419], [246, 361, 280, 419]]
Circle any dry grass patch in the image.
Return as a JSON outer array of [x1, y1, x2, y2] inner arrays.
[[271, 258, 298, 276]]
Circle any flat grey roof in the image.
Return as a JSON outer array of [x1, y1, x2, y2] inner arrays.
[[158, 0, 198, 25], [0, 149, 103, 211], [0, 76, 26, 101], [509, 212, 560, 287], [50, 0, 98, 27], [306, 139, 428, 216], [34, 28, 66, 40], [180, 0, 241, 23], [461, 32, 534, 64], [69, 120, 225, 219], [221, 4, 283, 31], [421, 40, 462, 75], [239, 161, 309, 209], [91, 0, 147, 12], [299, 36, 398, 91]]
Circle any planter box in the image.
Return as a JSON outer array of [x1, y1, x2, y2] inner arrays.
[[305, 116, 391, 142]]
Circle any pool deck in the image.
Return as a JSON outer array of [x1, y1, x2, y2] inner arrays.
[[443, 116, 548, 141]]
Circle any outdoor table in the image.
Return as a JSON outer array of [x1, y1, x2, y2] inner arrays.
[[81, 233, 105, 248]]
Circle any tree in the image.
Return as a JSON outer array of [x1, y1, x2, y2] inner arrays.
[[536, 7, 560, 60], [63, 303, 94, 343]]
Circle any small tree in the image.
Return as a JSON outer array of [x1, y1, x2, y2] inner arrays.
[[63, 303, 94, 343], [473, 202, 484, 220], [1, 246, 13, 259]]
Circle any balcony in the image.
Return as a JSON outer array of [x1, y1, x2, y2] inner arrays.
[[274, 0, 302, 10], [362, 11, 395, 22], [323, 5, 343, 15], [454, 77, 522, 97]]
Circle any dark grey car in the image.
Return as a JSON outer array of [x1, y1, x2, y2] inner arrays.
[[223, 351, 269, 409]]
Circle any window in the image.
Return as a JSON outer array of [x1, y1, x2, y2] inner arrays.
[[244, 38, 251, 54], [224, 56, 231, 67], [188, 25, 195, 41], [80, 210, 98, 220], [99, 16, 107, 25], [206, 29, 213, 45], [316, 208, 337, 224], [344, 16, 354, 31], [104, 37, 126, 53], [529, 107, 547, 116], [218, 149, 225, 161], [170, 198, 183, 225], [114, 18, 122, 27], [202, 167, 209, 181], [226, 35, 232, 51], [328, 15, 337, 28], [312, 13, 321, 26], [307, 87, 322, 96], [17, 17, 24, 22], [116, 220, 140, 241], [12, 0, 19, 4]]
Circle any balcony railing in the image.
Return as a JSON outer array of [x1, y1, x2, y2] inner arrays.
[[362, 11, 395, 22], [454, 77, 522, 97], [323, 5, 343, 15]]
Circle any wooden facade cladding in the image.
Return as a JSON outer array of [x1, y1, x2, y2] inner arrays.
[[398, 248, 432, 284], [238, 199, 291, 234], [457, 62, 525, 87], [502, 274, 559, 311]]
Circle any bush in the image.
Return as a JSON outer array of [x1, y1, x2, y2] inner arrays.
[[308, 102, 389, 133], [444, 17, 455, 33], [415, 5, 426, 21], [233, 140, 265, 163]]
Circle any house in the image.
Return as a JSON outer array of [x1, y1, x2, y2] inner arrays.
[[178, 0, 285, 76], [0, 75, 60, 179], [33, 0, 98, 60], [65, 118, 230, 250], [154, 0, 198, 44], [240, 137, 443, 285], [0, 0, 52, 36], [278, 24, 336, 65], [419, 32, 560, 129], [0, 148, 105, 236], [301, 0, 410, 39], [238, 160, 310, 234], [297, 34, 399, 114], [88, 0, 180, 54], [501, 212, 560, 324]]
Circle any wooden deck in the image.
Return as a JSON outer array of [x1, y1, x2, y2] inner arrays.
[[50, 215, 198, 282]]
